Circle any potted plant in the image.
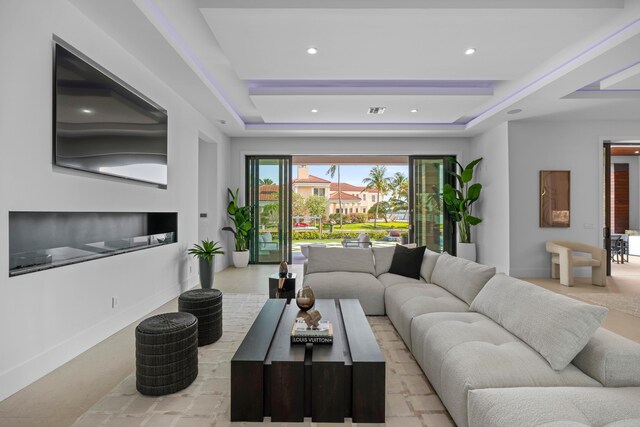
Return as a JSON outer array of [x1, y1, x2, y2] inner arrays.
[[400, 231, 409, 245], [442, 157, 483, 261], [188, 239, 225, 289], [222, 188, 253, 268]]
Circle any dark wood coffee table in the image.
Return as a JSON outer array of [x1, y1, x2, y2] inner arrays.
[[230, 298, 385, 423]]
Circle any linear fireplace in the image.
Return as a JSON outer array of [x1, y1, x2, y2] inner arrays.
[[9, 211, 177, 277]]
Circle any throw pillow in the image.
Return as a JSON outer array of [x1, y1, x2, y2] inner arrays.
[[388, 244, 427, 279], [471, 273, 608, 371], [372, 244, 417, 276]]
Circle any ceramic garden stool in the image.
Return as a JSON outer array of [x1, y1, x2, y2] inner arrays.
[[135, 312, 199, 396], [178, 288, 223, 346]]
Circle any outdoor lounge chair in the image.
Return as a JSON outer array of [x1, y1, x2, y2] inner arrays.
[[342, 233, 372, 248]]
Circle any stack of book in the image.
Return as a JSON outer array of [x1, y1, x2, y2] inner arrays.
[[290, 319, 333, 344]]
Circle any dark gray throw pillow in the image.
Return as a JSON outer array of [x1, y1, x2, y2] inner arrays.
[[388, 244, 427, 279]]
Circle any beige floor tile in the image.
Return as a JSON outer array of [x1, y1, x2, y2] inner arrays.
[[184, 395, 222, 417], [174, 416, 216, 427], [103, 415, 146, 427], [408, 395, 445, 412], [385, 416, 423, 427], [386, 394, 413, 417], [199, 378, 229, 395], [124, 395, 157, 415], [402, 376, 433, 395], [154, 395, 194, 413], [142, 413, 180, 427], [421, 412, 456, 427], [93, 395, 136, 413]]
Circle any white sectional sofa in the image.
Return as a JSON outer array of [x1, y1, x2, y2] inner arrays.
[[303, 246, 640, 427]]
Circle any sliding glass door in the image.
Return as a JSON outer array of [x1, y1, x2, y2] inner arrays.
[[409, 156, 455, 254], [246, 156, 292, 264]]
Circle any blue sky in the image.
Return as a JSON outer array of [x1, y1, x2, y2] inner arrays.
[[258, 164, 408, 186], [304, 164, 408, 186]]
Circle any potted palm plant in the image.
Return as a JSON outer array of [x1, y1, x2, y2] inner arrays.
[[222, 188, 253, 268], [188, 239, 225, 289], [442, 157, 483, 261]]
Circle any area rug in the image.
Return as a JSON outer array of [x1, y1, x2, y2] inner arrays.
[[72, 293, 454, 426], [568, 293, 640, 318]]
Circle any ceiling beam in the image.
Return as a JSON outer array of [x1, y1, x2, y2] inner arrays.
[[600, 62, 640, 89], [198, 0, 624, 9]]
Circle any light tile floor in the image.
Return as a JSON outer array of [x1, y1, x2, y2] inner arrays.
[[0, 260, 639, 426]]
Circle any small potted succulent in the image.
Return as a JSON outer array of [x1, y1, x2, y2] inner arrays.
[[188, 239, 225, 289]]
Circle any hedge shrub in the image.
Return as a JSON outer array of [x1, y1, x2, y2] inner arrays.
[[292, 230, 389, 241]]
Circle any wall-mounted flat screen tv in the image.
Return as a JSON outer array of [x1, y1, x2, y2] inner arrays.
[[54, 44, 168, 187]]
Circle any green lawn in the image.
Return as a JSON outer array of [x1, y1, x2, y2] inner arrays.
[[333, 222, 408, 231]]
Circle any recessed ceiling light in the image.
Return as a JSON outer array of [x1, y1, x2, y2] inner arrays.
[[410, 109, 418, 113], [465, 48, 476, 55], [306, 47, 318, 55], [635, 151, 639, 154], [311, 109, 318, 113], [80, 108, 93, 114], [507, 109, 523, 115]]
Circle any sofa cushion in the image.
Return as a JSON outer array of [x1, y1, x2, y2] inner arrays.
[[410, 311, 601, 427], [377, 273, 424, 288], [385, 283, 468, 348], [430, 252, 495, 305], [572, 327, 640, 387], [468, 387, 640, 427], [419, 248, 440, 283], [471, 273, 608, 370], [306, 246, 375, 275], [372, 244, 416, 276], [388, 245, 427, 279], [303, 271, 384, 315]]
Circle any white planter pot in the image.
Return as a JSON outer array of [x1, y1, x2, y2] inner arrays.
[[457, 242, 477, 262], [232, 251, 250, 268]]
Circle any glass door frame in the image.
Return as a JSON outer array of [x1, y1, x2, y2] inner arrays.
[[245, 155, 293, 264], [408, 155, 456, 254]]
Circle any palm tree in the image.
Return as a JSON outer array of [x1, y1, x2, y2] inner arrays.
[[326, 164, 343, 228], [362, 165, 390, 229], [389, 172, 408, 212], [258, 178, 274, 186]]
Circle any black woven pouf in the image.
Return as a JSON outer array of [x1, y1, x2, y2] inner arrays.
[[135, 312, 198, 396], [178, 289, 223, 346]]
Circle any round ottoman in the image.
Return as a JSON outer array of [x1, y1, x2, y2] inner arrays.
[[135, 312, 198, 396], [178, 289, 223, 346]]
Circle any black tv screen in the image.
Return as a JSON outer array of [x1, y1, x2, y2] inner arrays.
[[54, 44, 168, 187]]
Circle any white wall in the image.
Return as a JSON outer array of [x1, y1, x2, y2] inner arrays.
[[0, 0, 228, 400], [611, 156, 639, 230], [470, 123, 510, 273], [508, 121, 640, 277], [198, 137, 230, 271]]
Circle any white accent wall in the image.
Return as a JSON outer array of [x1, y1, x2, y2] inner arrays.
[[470, 123, 510, 273], [507, 120, 640, 277], [0, 0, 228, 401]]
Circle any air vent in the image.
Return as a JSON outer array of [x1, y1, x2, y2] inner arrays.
[[367, 107, 386, 115]]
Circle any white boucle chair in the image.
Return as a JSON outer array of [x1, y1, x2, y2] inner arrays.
[[546, 240, 606, 287]]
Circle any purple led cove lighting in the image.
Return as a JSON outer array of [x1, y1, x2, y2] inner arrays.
[[576, 89, 640, 92], [466, 17, 640, 128], [579, 59, 640, 89], [144, 0, 243, 123], [248, 80, 495, 89], [144, 0, 640, 131]]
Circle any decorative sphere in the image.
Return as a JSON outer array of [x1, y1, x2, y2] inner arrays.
[[295, 286, 315, 311]]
